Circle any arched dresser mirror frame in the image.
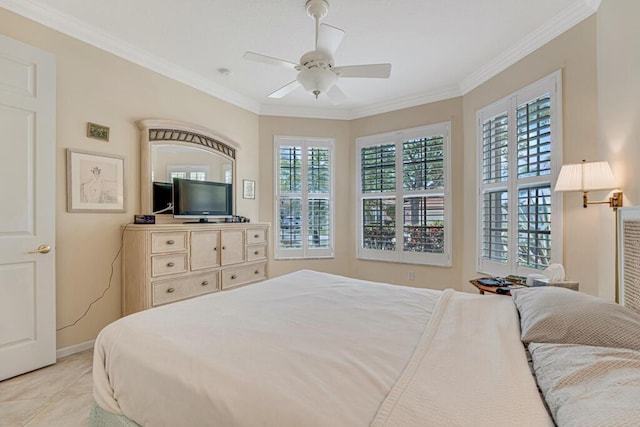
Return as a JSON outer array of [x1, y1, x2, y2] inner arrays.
[[137, 119, 240, 219]]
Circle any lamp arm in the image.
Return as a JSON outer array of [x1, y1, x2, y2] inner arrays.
[[583, 191, 623, 209]]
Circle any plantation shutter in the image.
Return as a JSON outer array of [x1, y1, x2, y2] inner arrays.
[[357, 122, 451, 266], [477, 71, 562, 277], [275, 137, 334, 259]]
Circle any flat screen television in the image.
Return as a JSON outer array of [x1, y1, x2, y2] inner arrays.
[[152, 181, 173, 214], [172, 178, 233, 222]]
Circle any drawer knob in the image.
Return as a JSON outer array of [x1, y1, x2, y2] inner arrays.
[[222, 246, 226, 250], [231, 274, 237, 280], [213, 247, 217, 251], [254, 250, 259, 255], [254, 234, 259, 238], [201, 281, 209, 286], [167, 240, 175, 245], [254, 270, 259, 275], [167, 262, 175, 267], [167, 287, 175, 293]]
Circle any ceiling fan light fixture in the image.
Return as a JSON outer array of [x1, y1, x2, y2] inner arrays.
[[296, 68, 337, 99]]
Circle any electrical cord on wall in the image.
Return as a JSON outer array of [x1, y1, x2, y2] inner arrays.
[[57, 223, 133, 331]]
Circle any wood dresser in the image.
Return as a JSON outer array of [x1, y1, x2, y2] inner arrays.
[[122, 223, 269, 315]]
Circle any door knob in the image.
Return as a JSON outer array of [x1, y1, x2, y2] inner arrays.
[[29, 244, 51, 254]]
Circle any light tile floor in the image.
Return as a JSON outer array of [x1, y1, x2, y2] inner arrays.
[[0, 350, 93, 427]]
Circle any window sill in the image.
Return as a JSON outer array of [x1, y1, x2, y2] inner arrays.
[[274, 255, 335, 261], [357, 253, 451, 268]]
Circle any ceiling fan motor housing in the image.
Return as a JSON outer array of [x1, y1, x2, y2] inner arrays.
[[299, 51, 334, 71]]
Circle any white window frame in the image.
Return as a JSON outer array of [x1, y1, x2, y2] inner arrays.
[[356, 122, 452, 267], [274, 136, 335, 259], [477, 70, 563, 277]]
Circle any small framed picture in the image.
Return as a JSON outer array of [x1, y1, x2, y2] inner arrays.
[[243, 179, 255, 199], [67, 149, 126, 212], [87, 122, 110, 142]]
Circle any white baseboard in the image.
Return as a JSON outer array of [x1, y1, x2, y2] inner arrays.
[[57, 339, 95, 359]]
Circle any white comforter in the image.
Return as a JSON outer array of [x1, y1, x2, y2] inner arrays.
[[93, 270, 551, 426]]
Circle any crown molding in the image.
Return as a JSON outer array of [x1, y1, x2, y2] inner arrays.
[[260, 84, 462, 120], [582, 0, 602, 11], [0, 0, 261, 114], [348, 84, 462, 119], [258, 104, 351, 120], [458, 0, 601, 95]]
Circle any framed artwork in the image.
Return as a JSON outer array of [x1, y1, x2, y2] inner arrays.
[[243, 179, 255, 199], [67, 149, 126, 212], [87, 122, 110, 142]]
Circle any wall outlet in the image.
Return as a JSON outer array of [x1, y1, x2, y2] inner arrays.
[[407, 271, 414, 281]]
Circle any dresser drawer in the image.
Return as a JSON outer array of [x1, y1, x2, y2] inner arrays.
[[152, 272, 219, 306], [246, 227, 267, 245], [151, 254, 188, 277], [246, 244, 267, 262], [221, 262, 266, 290], [151, 231, 188, 253]]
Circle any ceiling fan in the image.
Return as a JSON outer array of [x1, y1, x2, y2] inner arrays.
[[243, 0, 391, 102]]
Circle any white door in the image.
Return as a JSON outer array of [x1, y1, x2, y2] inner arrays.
[[0, 34, 56, 381]]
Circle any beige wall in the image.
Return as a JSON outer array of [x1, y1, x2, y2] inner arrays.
[[349, 99, 464, 290], [0, 8, 260, 349], [596, 0, 640, 300], [258, 116, 352, 278], [461, 16, 600, 295]]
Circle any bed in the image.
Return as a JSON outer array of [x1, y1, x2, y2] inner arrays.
[[91, 269, 640, 426]]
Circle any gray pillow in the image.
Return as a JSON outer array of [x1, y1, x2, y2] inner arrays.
[[530, 342, 640, 427], [511, 286, 640, 351]]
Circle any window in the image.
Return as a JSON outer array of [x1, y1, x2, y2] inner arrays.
[[356, 122, 451, 266], [477, 71, 563, 277], [166, 165, 212, 182], [274, 136, 334, 259]]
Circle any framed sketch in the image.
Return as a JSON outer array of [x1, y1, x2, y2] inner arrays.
[[87, 122, 110, 142], [67, 149, 126, 212], [243, 179, 255, 199]]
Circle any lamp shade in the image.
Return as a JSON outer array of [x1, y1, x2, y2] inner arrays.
[[554, 161, 616, 192]]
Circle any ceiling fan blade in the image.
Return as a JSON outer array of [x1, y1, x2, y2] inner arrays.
[[267, 80, 300, 99], [316, 23, 345, 57], [333, 63, 392, 78], [243, 52, 298, 70], [326, 85, 347, 105]]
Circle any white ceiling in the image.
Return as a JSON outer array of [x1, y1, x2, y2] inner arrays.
[[2, 0, 600, 119]]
